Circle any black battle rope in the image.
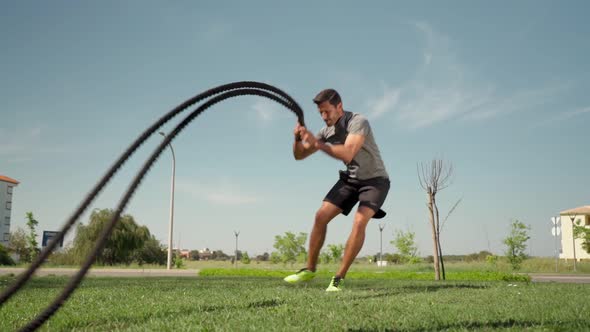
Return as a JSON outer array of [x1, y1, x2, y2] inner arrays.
[[0, 81, 304, 309], [18, 88, 304, 331]]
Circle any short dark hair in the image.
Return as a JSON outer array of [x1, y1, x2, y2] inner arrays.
[[313, 89, 341, 107]]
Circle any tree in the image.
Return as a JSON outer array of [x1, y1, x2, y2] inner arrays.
[[25, 212, 40, 263], [210, 250, 229, 261], [272, 231, 307, 265], [319, 250, 332, 264], [503, 219, 530, 270], [391, 229, 419, 264], [573, 220, 590, 254], [418, 159, 454, 280], [71, 208, 150, 265], [9, 227, 29, 261], [241, 251, 251, 264], [327, 244, 344, 263], [133, 235, 167, 265], [255, 252, 269, 262], [189, 250, 201, 261]]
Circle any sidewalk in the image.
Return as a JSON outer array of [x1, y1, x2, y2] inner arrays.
[[0, 267, 199, 277]]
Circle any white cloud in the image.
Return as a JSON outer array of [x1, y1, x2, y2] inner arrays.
[[252, 99, 277, 122], [531, 106, 590, 129], [199, 20, 232, 42], [178, 178, 262, 205], [368, 21, 567, 130], [0, 125, 65, 162], [367, 84, 400, 119]]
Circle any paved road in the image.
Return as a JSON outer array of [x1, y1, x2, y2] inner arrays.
[[529, 273, 590, 284], [1, 269, 589, 283], [0, 267, 199, 277]]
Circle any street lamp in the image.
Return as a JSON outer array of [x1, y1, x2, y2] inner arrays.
[[159, 132, 176, 270], [378, 223, 385, 266]]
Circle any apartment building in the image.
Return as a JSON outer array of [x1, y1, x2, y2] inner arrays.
[[0, 175, 19, 247]]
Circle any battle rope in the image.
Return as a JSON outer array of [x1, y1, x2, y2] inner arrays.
[[0, 81, 304, 309], [0, 83, 304, 331]]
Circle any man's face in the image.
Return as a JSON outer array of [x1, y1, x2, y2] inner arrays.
[[317, 101, 343, 126]]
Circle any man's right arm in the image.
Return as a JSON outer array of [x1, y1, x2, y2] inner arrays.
[[293, 125, 319, 160]]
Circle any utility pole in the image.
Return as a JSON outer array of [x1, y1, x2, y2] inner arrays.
[[551, 216, 561, 273], [379, 223, 385, 266], [234, 230, 240, 268]]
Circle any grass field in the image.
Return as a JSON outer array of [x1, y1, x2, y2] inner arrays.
[[1, 272, 589, 331]]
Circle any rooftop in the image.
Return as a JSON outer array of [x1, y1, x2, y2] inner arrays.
[[560, 205, 590, 215], [0, 175, 19, 185]]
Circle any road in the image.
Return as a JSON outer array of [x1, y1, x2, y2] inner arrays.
[[0, 267, 199, 277], [1, 269, 589, 283], [528, 273, 590, 284]]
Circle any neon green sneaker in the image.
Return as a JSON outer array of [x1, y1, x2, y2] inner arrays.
[[325, 276, 344, 292], [283, 268, 316, 284]]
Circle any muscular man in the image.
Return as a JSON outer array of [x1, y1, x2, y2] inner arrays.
[[284, 88, 390, 291]]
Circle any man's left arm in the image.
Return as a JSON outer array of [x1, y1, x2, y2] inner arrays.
[[315, 134, 365, 164]]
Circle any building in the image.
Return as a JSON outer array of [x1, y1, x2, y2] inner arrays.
[[0, 175, 19, 247], [559, 205, 590, 261], [199, 248, 212, 261]]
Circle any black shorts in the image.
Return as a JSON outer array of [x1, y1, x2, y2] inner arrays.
[[324, 173, 390, 217]]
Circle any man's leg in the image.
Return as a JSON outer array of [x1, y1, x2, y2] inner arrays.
[[336, 206, 375, 278], [307, 201, 342, 271]]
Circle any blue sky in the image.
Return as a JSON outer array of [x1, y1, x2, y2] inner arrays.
[[1, 1, 588, 258]]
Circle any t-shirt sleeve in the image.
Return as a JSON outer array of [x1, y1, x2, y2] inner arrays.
[[347, 114, 370, 136]]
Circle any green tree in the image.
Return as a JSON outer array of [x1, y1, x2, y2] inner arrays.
[[255, 252, 269, 262], [211, 250, 229, 261], [133, 235, 167, 265], [327, 244, 344, 262], [573, 219, 590, 254], [503, 219, 530, 270], [319, 250, 332, 264], [189, 250, 201, 261], [72, 208, 150, 265], [25, 212, 40, 263], [241, 251, 251, 264], [9, 227, 29, 261], [272, 231, 307, 265], [270, 252, 281, 264], [391, 229, 419, 264]]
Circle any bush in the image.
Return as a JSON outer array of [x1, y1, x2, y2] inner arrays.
[[0, 244, 15, 266]]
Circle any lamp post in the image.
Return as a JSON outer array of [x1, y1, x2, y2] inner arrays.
[[159, 132, 176, 270], [378, 223, 385, 266], [234, 231, 240, 268]]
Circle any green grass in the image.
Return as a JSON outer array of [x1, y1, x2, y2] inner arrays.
[[183, 257, 590, 274], [200, 268, 531, 282], [1, 275, 588, 331]]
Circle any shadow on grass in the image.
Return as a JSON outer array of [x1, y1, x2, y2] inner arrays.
[[351, 283, 489, 300], [247, 298, 284, 309], [347, 318, 588, 331]]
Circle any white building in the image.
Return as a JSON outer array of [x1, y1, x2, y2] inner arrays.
[[0, 175, 19, 247], [559, 205, 590, 261]]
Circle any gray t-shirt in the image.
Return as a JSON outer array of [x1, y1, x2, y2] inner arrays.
[[317, 111, 389, 180]]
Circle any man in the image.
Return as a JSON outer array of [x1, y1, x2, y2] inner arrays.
[[284, 88, 390, 291]]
